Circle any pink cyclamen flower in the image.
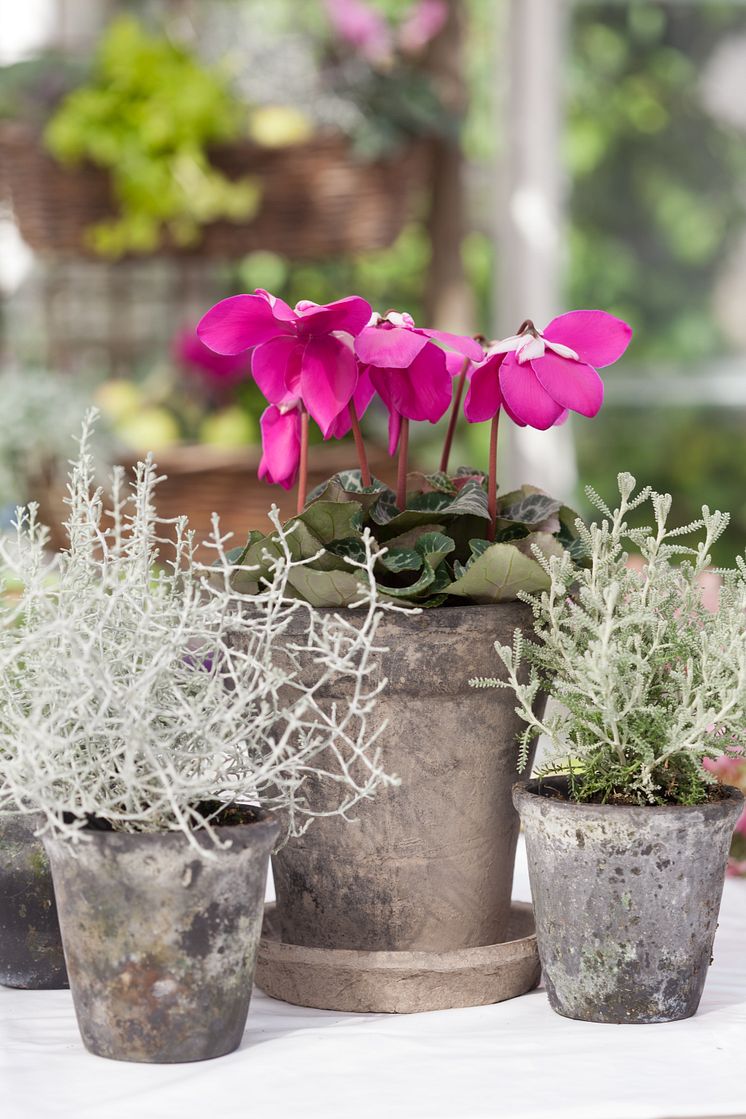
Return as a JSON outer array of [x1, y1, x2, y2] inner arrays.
[[258, 402, 302, 490], [324, 0, 392, 62], [173, 327, 250, 384], [398, 0, 448, 53], [465, 310, 632, 430], [197, 290, 372, 437], [355, 310, 483, 453]]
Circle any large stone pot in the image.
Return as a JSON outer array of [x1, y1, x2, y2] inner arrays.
[[0, 815, 68, 989], [273, 603, 544, 953], [43, 805, 279, 1063], [513, 777, 745, 1024]]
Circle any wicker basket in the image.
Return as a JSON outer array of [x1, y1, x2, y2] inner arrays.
[[0, 122, 429, 260], [33, 442, 397, 560]]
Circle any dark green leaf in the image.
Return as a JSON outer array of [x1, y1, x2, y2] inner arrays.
[[415, 531, 456, 569], [379, 547, 423, 574]]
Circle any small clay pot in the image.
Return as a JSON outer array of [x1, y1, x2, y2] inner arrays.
[[513, 777, 744, 1024], [0, 814, 68, 989], [43, 804, 279, 1063], [272, 603, 545, 953]]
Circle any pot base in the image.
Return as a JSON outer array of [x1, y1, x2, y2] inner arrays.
[[256, 901, 540, 1013]]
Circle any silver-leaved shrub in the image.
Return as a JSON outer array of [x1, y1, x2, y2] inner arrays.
[[471, 473, 746, 805], [0, 415, 399, 853]]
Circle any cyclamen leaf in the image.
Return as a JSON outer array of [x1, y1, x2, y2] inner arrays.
[[407, 491, 455, 513], [445, 481, 490, 519], [381, 523, 447, 550], [380, 547, 423, 574], [369, 490, 401, 525], [377, 560, 437, 600], [415, 531, 456, 569], [500, 491, 562, 526], [444, 543, 550, 603], [329, 537, 368, 564], [292, 500, 363, 546], [286, 566, 367, 607]]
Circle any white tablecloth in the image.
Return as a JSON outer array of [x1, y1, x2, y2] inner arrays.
[[2, 839, 745, 1119]]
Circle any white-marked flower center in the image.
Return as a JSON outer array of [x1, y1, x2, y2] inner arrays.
[[488, 329, 579, 365]]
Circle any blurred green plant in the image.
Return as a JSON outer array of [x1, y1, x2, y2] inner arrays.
[[576, 406, 746, 566], [566, 2, 746, 360], [44, 16, 260, 257]]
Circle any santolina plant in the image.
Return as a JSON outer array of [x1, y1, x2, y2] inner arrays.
[[0, 415, 398, 852], [472, 473, 746, 806], [196, 292, 632, 606]]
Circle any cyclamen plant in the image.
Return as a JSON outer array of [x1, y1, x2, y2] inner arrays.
[[197, 292, 632, 607], [471, 474, 746, 807], [0, 417, 398, 853]]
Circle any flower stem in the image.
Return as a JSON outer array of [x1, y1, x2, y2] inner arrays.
[[348, 400, 371, 487], [297, 409, 309, 514], [487, 411, 500, 541], [439, 356, 470, 475], [396, 416, 409, 511]]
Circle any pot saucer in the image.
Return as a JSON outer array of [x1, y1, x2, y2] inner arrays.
[[255, 901, 540, 1014]]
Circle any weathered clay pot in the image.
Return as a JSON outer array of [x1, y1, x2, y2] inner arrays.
[[43, 805, 279, 1063], [273, 603, 544, 952], [513, 777, 745, 1024], [0, 815, 68, 989]]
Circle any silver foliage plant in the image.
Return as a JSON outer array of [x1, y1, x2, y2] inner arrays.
[[471, 473, 746, 805], [0, 415, 400, 852]]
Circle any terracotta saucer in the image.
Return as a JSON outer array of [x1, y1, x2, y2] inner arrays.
[[255, 901, 541, 1014]]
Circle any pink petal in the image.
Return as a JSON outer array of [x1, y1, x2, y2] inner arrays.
[[368, 368, 401, 453], [445, 350, 470, 377], [543, 310, 632, 368], [398, 0, 448, 52], [388, 346, 452, 424], [387, 406, 403, 455], [197, 294, 287, 355], [255, 289, 296, 321], [502, 399, 527, 427], [530, 352, 604, 417], [498, 353, 565, 430], [415, 329, 484, 362], [258, 405, 301, 490], [251, 336, 302, 403], [352, 364, 376, 418], [294, 296, 373, 339], [355, 324, 429, 368], [463, 357, 502, 423], [325, 370, 374, 439], [325, 0, 392, 62], [300, 335, 358, 436]]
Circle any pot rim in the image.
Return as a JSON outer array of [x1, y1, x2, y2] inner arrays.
[[43, 803, 280, 850], [512, 776, 744, 817], [278, 599, 535, 634]]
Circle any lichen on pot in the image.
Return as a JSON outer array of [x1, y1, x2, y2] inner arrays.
[[44, 805, 278, 1063], [514, 777, 744, 1024]]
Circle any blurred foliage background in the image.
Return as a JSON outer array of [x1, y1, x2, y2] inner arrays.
[[0, 0, 744, 561]]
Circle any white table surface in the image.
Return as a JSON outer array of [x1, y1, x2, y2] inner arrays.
[[2, 838, 745, 1119]]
